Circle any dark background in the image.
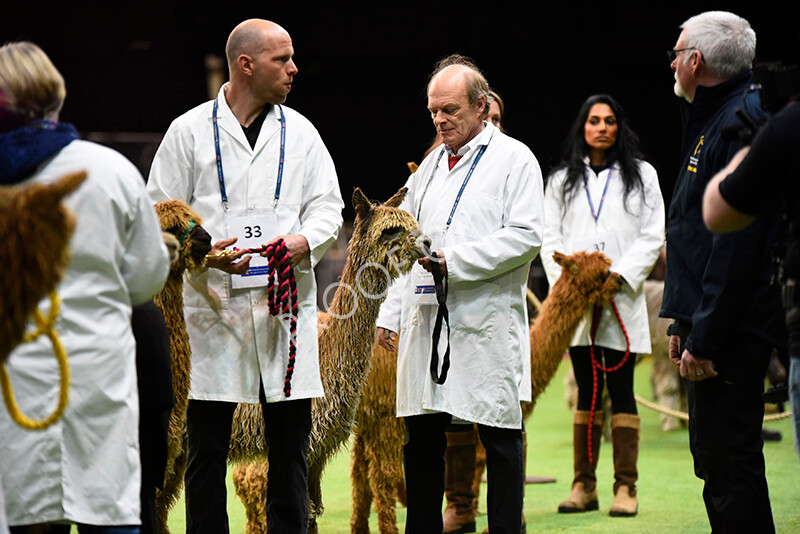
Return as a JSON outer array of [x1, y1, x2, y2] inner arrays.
[[3, 1, 799, 221]]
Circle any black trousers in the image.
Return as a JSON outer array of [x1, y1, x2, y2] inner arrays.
[[403, 412, 523, 534], [569, 346, 638, 414], [678, 331, 775, 534], [184, 393, 312, 534]]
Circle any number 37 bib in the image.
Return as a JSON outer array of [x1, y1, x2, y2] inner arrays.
[[225, 209, 279, 289]]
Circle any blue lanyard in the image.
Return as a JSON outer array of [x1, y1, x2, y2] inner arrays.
[[212, 98, 286, 210], [583, 167, 613, 224], [416, 149, 446, 220], [416, 134, 492, 228]]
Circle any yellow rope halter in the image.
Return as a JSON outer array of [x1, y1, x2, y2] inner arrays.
[[0, 291, 70, 430]]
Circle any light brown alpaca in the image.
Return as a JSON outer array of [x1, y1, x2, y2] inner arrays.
[[644, 279, 686, 431], [348, 250, 616, 532], [0, 171, 86, 363], [151, 199, 212, 534], [228, 187, 429, 534]]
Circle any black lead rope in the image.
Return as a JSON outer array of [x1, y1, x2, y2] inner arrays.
[[430, 261, 451, 384]]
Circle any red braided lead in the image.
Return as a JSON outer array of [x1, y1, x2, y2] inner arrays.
[[262, 239, 299, 397], [585, 298, 631, 464]]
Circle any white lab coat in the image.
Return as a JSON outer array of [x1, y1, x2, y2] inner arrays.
[[541, 160, 665, 353], [377, 123, 544, 429], [0, 140, 170, 525], [147, 84, 343, 403]]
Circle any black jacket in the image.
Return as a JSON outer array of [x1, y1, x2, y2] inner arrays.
[[660, 71, 787, 377]]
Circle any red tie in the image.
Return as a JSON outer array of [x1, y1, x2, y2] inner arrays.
[[448, 155, 463, 171]]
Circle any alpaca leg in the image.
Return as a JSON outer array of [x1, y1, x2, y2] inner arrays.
[[233, 461, 268, 534], [307, 464, 324, 534], [652, 348, 683, 431], [369, 428, 401, 534], [155, 445, 187, 534], [472, 430, 486, 516], [350, 433, 374, 534]]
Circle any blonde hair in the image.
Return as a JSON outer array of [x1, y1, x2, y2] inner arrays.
[[0, 42, 66, 121]]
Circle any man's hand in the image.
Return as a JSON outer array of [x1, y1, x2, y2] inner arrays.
[[377, 327, 398, 352], [679, 350, 718, 381], [418, 249, 446, 276], [206, 237, 251, 275], [668, 335, 682, 366], [263, 235, 310, 267]]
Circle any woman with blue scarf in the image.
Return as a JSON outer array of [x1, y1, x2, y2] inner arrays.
[[0, 42, 169, 533]]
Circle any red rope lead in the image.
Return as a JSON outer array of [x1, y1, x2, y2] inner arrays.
[[264, 239, 299, 397], [586, 298, 630, 464]]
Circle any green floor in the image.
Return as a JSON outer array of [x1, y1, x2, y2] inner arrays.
[[165, 357, 800, 533]]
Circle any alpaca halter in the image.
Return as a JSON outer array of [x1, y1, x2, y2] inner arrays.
[[263, 238, 299, 397], [586, 298, 631, 464], [0, 291, 69, 430]]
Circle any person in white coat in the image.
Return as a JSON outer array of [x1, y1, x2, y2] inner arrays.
[[542, 94, 665, 518], [147, 19, 343, 534], [0, 42, 170, 533], [376, 55, 543, 534]]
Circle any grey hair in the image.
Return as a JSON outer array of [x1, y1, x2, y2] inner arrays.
[[680, 11, 756, 79], [428, 54, 490, 109]]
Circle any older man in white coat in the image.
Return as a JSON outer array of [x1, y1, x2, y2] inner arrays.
[[147, 19, 343, 534], [376, 55, 544, 534]]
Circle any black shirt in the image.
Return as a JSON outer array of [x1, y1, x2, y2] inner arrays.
[[241, 105, 271, 149]]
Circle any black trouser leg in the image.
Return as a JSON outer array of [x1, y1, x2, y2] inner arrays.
[[403, 412, 451, 534], [478, 423, 524, 534], [261, 392, 312, 534], [681, 333, 775, 534], [570, 346, 637, 415], [185, 399, 236, 534]]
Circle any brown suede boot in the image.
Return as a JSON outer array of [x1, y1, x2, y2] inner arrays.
[[609, 413, 640, 517], [558, 410, 603, 513], [443, 426, 478, 534]]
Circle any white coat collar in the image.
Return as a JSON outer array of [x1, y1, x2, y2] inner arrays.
[[213, 83, 281, 157], [444, 121, 496, 159]]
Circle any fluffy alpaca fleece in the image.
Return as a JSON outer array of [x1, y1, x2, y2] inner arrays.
[[151, 199, 211, 534], [348, 250, 616, 531], [228, 187, 429, 534], [349, 340, 407, 534], [644, 279, 686, 431], [0, 171, 86, 363]]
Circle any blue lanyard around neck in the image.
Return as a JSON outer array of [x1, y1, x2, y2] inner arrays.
[[416, 133, 492, 227], [583, 166, 613, 224], [212, 98, 285, 210]]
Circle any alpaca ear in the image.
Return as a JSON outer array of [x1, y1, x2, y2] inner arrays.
[[383, 187, 408, 208], [47, 171, 87, 203], [553, 251, 578, 275], [352, 188, 372, 218]]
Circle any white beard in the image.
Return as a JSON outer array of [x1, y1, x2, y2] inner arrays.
[[673, 73, 693, 103]]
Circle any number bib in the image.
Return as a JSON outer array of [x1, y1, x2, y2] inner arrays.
[[572, 232, 622, 266], [411, 236, 443, 306], [225, 210, 279, 289]]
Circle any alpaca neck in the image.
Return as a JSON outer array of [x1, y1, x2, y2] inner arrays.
[[320, 257, 388, 355]]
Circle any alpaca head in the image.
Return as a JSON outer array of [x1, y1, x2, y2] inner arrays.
[[348, 187, 430, 287], [552, 250, 613, 302], [154, 199, 212, 273], [0, 171, 86, 362]]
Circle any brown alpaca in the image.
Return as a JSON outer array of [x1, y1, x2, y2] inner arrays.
[[228, 187, 429, 534], [0, 171, 86, 363], [347, 250, 616, 532], [350, 340, 407, 534], [151, 199, 212, 534]]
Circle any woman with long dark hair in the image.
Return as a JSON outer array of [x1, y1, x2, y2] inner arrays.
[[541, 94, 665, 518]]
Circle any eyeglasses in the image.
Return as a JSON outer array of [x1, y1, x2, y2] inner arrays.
[[667, 47, 699, 62]]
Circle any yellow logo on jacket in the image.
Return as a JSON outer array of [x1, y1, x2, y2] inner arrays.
[[688, 136, 703, 173]]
